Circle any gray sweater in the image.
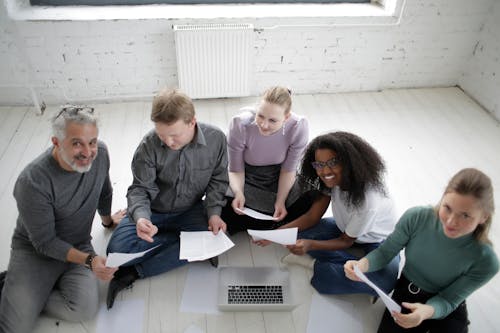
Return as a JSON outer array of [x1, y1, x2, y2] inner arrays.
[[11, 142, 113, 262]]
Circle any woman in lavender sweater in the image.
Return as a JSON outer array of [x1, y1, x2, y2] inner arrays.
[[221, 86, 312, 234]]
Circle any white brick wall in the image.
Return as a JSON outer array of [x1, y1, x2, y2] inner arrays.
[[0, 1, 34, 104], [460, 1, 500, 121], [0, 0, 498, 121]]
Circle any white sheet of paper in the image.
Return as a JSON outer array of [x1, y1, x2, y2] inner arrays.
[[95, 299, 144, 333], [235, 207, 278, 220], [354, 265, 402, 313], [180, 261, 220, 314], [180, 231, 234, 261], [105, 245, 161, 268], [307, 293, 362, 333], [247, 227, 298, 245]]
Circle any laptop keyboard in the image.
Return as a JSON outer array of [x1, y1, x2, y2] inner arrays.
[[227, 285, 284, 304]]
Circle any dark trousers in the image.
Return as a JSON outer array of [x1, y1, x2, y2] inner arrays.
[[221, 191, 315, 235], [378, 275, 469, 333]]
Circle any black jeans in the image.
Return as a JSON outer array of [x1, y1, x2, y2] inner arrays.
[[377, 275, 469, 333]]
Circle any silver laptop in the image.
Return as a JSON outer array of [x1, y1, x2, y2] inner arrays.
[[217, 266, 295, 311]]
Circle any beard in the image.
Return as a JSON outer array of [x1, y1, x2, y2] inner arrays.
[[59, 146, 97, 173]]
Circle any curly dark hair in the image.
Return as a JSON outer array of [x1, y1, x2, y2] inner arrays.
[[299, 131, 387, 208]]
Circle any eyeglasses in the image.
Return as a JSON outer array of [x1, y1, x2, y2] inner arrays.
[[55, 105, 94, 119], [311, 157, 340, 170]]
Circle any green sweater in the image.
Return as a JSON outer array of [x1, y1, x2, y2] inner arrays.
[[366, 206, 499, 319]]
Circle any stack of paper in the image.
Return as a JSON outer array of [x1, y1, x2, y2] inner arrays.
[[180, 231, 235, 261]]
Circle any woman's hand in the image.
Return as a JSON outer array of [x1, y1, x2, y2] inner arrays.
[[273, 202, 288, 221], [344, 257, 369, 282], [286, 239, 312, 255], [392, 303, 435, 329], [252, 239, 272, 247], [231, 192, 246, 214], [344, 260, 361, 282]]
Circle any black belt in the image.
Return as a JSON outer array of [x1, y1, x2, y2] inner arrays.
[[400, 274, 435, 299]]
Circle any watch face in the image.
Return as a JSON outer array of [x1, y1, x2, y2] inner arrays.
[[85, 254, 95, 269]]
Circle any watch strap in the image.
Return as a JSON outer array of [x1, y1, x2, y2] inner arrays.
[[85, 253, 96, 270]]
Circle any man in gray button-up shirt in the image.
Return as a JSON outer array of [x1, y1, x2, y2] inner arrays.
[[106, 88, 229, 309]]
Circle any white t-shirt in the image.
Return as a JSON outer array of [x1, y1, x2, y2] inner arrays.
[[330, 187, 397, 244]]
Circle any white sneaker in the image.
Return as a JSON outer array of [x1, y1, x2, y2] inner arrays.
[[281, 254, 315, 269]]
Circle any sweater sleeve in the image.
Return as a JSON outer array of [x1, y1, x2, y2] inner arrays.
[[365, 207, 416, 271], [427, 246, 499, 319], [14, 175, 72, 262], [227, 114, 247, 172], [281, 117, 309, 172]]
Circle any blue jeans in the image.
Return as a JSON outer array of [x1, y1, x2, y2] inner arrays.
[[0, 247, 98, 333], [299, 217, 400, 296], [107, 201, 209, 278]]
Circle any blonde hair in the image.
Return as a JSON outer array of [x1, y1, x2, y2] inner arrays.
[[261, 86, 292, 114], [151, 88, 195, 124], [442, 168, 495, 244]]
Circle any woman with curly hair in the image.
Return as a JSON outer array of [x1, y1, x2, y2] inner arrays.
[[276, 131, 400, 295]]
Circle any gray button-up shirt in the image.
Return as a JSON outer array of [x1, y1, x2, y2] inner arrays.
[[127, 122, 229, 223]]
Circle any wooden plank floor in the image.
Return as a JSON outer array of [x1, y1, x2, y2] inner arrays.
[[0, 87, 499, 332]]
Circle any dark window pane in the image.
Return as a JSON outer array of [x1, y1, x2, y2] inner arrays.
[[31, 0, 370, 6]]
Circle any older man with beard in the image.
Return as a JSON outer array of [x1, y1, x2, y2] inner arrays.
[[0, 106, 124, 333]]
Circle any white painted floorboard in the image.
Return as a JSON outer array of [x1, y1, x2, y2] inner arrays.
[[0, 87, 499, 332]]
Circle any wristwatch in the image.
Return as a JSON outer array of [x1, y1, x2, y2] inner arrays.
[[84, 253, 97, 270]]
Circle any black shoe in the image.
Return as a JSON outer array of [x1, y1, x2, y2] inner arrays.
[[0, 271, 6, 299], [106, 266, 138, 310], [208, 256, 218, 268]]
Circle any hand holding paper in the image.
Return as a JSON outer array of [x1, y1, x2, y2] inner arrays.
[[353, 265, 401, 313], [235, 207, 278, 221], [247, 228, 298, 245]]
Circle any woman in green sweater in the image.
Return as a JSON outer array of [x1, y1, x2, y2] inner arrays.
[[344, 168, 499, 332]]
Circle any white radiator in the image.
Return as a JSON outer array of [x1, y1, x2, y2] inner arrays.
[[173, 23, 254, 99]]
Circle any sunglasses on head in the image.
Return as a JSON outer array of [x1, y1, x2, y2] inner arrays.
[[55, 105, 94, 119]]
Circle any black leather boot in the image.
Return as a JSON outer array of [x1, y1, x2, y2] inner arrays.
[[106, 266, 139, 309]]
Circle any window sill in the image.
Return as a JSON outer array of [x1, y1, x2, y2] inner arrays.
[[6, 0, 400, 22]]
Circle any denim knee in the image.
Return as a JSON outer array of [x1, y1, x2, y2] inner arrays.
[[107, 217, 139, 254]]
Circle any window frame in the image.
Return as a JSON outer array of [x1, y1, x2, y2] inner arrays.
[[6, 0, 401, 22], [30, 0, 371, 5]]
